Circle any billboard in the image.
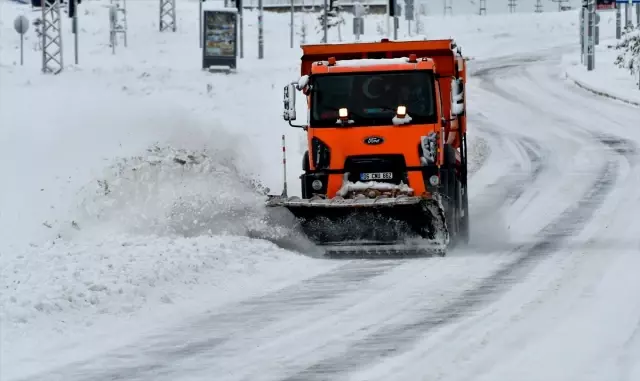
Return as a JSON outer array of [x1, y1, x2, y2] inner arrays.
[[596, 0, 616, 10], [202, 10, 237, 70]]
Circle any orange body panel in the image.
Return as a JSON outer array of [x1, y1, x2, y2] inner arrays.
[[298, 39, 467, 199], [310, 59, 435, 74], [300, 39, 457, 77]]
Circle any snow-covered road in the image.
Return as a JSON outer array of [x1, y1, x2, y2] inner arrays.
[[12, 49, 640, 381]]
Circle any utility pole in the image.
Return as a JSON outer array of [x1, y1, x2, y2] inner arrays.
[[238, 0, 244, 58], [42, 0, 63, 74], [479, 0, 486, 15], [625, 2, 629, 27], [508, 0, 516, 13], [534, 0, 543, 13], [323, 0, 328, 42], [290, 0, 294, 48], [616, 2, 622, 39], [159, 0, 176, 32], [258, 0, 264, 58], [443, 0, 452, 15], [580, 3, 584, 64]]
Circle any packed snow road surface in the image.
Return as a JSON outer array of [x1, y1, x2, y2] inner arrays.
[[12, 51, 640, 381]]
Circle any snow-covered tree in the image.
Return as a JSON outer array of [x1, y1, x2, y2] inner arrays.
[[317, 0, 346, 42], [614, 24, 640, 77]]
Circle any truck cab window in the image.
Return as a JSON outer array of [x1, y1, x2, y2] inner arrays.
[[310, 71, 437, 127]]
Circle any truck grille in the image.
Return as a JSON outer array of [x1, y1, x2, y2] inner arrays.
[[343, 155, 409, 185]]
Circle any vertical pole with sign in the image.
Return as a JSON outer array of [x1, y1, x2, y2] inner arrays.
[[14, 15, 29, 66], [202, 9, 238, 71], [405, 0, 413, 37], [353, 1, 364, 40]]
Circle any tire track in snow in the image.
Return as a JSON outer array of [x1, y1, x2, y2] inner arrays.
[[279, 57, 623, 381], [18, 261, 404, 381]]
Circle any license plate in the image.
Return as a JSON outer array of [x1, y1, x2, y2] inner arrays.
[[360, 172, 393, 181]]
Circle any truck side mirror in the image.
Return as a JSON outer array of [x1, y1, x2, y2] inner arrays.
[[283, 83, 297, 121], [451, 78, 465, 116]]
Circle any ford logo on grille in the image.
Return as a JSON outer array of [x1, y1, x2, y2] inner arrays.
[[364, 136, 384, 145]]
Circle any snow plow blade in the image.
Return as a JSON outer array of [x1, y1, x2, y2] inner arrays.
[[266, 195, 449, 258]]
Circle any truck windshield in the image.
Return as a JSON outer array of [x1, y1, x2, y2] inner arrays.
[[310, 70, 437, 127]]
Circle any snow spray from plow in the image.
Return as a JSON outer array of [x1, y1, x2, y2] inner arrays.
[[63, 144, 307, 249]]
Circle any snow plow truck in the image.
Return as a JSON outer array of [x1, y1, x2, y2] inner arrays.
[[266, 38, 469, 257]]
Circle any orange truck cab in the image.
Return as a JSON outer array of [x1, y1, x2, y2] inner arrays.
[[282, 38, 469, 244]]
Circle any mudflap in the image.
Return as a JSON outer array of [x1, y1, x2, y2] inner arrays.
[[266, 196, 449, 258]]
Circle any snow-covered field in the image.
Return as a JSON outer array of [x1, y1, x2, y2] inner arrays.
[[2, 0, 640, 380], [564, 38, 640, 105]]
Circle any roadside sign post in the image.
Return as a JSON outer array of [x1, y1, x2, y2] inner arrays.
[[202, 9, 237, 72], [587, 0, 595, 71], [14, 15, 29, 66], [593, 13, 600, 46], [353, 17, 364, 40], [405, 0, 414, 36]]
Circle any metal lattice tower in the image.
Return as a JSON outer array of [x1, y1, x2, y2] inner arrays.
[[444, 0, 453, 15], [41, 0, 63, 74], [159, 0, 176, 32], [110, 0, 129, 49], [534, 0, 543, 12], [479, 0, 487, 15], [508, 0, 516, 13]]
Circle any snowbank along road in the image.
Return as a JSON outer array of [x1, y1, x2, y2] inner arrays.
[[12, 46, 640, 381]]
